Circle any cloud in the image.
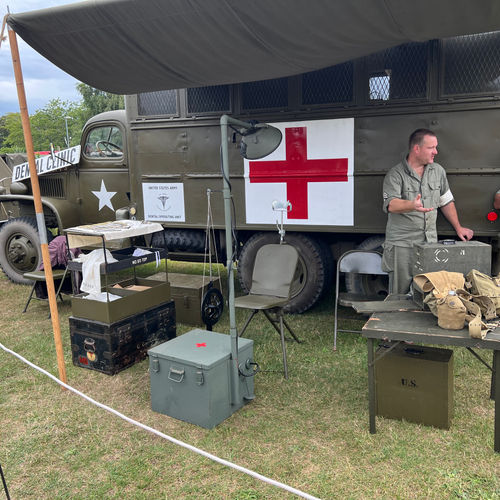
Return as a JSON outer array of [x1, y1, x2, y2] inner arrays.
[[1, 0, 83, 116]]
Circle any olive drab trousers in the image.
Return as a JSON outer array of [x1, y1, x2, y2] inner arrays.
[[381, 244, 414, 295]]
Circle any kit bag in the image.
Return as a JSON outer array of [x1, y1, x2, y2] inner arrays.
[[465, 269, 500, 316], [414, 271, 489, 338]]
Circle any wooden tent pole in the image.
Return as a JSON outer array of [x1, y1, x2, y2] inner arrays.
[[8, 26, 67, 384]]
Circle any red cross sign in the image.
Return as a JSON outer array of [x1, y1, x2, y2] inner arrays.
[[248, 126, 348, 219]]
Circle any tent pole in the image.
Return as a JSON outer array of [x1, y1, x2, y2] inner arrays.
[[8, 27, 67, 385]]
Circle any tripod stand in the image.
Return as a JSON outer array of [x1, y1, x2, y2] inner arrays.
[[0, 463, 10, 500]]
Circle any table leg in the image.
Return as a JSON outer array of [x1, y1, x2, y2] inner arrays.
[[494, 350, 500, 453], [491, 350, 497, 401], [368, 337, 376, 434]]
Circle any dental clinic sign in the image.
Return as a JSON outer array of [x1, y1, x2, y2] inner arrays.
[[11, 146, 81, 182]]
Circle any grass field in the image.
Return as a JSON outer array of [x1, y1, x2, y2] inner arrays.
[[1, 260, 499, 499]]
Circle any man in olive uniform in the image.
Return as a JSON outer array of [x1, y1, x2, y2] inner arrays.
[[494, 190, 500, 210], [382, 128, 473, 294]]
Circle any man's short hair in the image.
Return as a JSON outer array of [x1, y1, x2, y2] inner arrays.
[[409, 128, 436, 150]]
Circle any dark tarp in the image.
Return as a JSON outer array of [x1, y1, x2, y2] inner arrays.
[[7, 0, 500, 94]]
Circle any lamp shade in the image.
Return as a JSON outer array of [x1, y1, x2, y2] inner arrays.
[[240, 125, 282, 160]]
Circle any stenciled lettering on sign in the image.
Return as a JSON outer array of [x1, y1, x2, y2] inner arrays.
[[142, 182, 185, 222], [11, 145, 81, 182]]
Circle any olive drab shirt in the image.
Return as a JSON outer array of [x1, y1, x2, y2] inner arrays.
[[382, 159, 453, 247]]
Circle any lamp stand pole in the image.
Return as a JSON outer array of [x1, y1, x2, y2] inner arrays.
[[220, 115, 255, 405]]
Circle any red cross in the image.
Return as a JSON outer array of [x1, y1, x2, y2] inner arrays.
[[196, 343, 207, 347], [249, 126, 348, 219]]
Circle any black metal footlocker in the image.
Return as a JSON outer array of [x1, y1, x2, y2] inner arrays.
[[70, 300, 176, 375]]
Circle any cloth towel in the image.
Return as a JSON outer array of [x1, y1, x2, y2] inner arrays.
[[74, 248, 118, 295]]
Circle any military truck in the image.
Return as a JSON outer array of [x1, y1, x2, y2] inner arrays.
[[1, 32, 500, 313]]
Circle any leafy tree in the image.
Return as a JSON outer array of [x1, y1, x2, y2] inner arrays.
[[0, 84, 124, 154], [0, 100, 84, 153], [0, 115, 8, 150], [0, 112, 24, 153], [76, 83, 124, 122]]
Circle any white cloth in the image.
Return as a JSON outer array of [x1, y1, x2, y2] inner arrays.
[[82, 291, 121, 302], [75, 249, 118, 295]]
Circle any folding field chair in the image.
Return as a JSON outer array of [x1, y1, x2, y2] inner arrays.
[[22, 267, 69, 318], [235, 243, 301, 379], [333, 249, 387, 350]]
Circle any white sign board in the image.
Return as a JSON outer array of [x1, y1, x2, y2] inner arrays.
[[142, 183, 185, 222], [244, 118, 354, 226], [11, 146, 81, 182]]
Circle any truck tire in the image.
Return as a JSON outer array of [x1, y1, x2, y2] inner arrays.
[[0, 217, 43, 284], [152, 229, 206, 253], [316, 238, 334, 295], [344, 235, 389, 297], [237, 232, 325, 313]]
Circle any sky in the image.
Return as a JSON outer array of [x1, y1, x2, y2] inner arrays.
[[0, 0, 83, 116]]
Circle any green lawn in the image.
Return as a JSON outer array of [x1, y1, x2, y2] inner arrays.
[[0, 261, 499, 499]]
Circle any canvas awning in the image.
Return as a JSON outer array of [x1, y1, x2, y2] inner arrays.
[[7, 0, 500, 94]]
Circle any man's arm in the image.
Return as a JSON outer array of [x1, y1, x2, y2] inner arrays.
[[387, 194, 434, 214], [440, 201, 473, 241], [494, 193, 500, 210]]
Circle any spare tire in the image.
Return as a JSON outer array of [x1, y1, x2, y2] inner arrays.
[[0, 217, 42, 284], [238, 232, 325, 313]]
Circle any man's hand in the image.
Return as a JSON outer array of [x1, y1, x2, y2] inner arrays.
[[387, 194, 434, 213], [413, 194, 433, 213], [494, 193, 500, 210], [456, 226, 474, 241]]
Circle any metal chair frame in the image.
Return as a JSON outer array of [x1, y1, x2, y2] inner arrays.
[[235, 243, 301, 379], [22, 267, 69, 318], [333, 249, 387, 350]]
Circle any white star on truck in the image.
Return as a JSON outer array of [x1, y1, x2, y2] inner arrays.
[[92, 179, 117, 211]]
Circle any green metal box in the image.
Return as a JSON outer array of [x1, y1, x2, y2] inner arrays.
[[375, 343, 454, 429], [147, 273, 220, 326], [413, 241, 491, 276], [71, 277, 171, 324], [148, 329, 254, 428]]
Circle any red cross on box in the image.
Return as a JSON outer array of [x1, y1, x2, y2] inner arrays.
[[249, 126, 348, 219]]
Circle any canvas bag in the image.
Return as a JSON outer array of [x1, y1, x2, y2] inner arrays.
[[414, 271, 488, 337], [465, 269, 500, 316]]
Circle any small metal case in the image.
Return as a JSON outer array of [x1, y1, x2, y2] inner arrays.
[[375, 343, 454, 429], [148, 329, 254, 428], [413, 240, 491, 276]]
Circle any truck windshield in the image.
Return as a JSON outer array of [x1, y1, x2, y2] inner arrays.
[[84, 125, 123, 158]]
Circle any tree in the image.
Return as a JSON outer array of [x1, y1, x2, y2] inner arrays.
[[76, 83, 124, 122], [0, 112, 24, 153], [0, 84, 124, 154], [0, 100, 84, 153], [0, 115, 8, 150]]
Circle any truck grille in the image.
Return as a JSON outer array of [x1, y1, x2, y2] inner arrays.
[[39, 177, 65, 198]]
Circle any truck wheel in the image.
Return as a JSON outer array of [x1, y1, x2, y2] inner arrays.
[[237, 232, 325, 313], [0, 217, 42, 284], [344, 235, 389, 297], [316, 238, 334, 294]]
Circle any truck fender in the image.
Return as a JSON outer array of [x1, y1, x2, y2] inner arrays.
[[0, 194, 80, 231]]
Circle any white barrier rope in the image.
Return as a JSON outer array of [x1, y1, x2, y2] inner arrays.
[[0, 342, 321, 500]]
